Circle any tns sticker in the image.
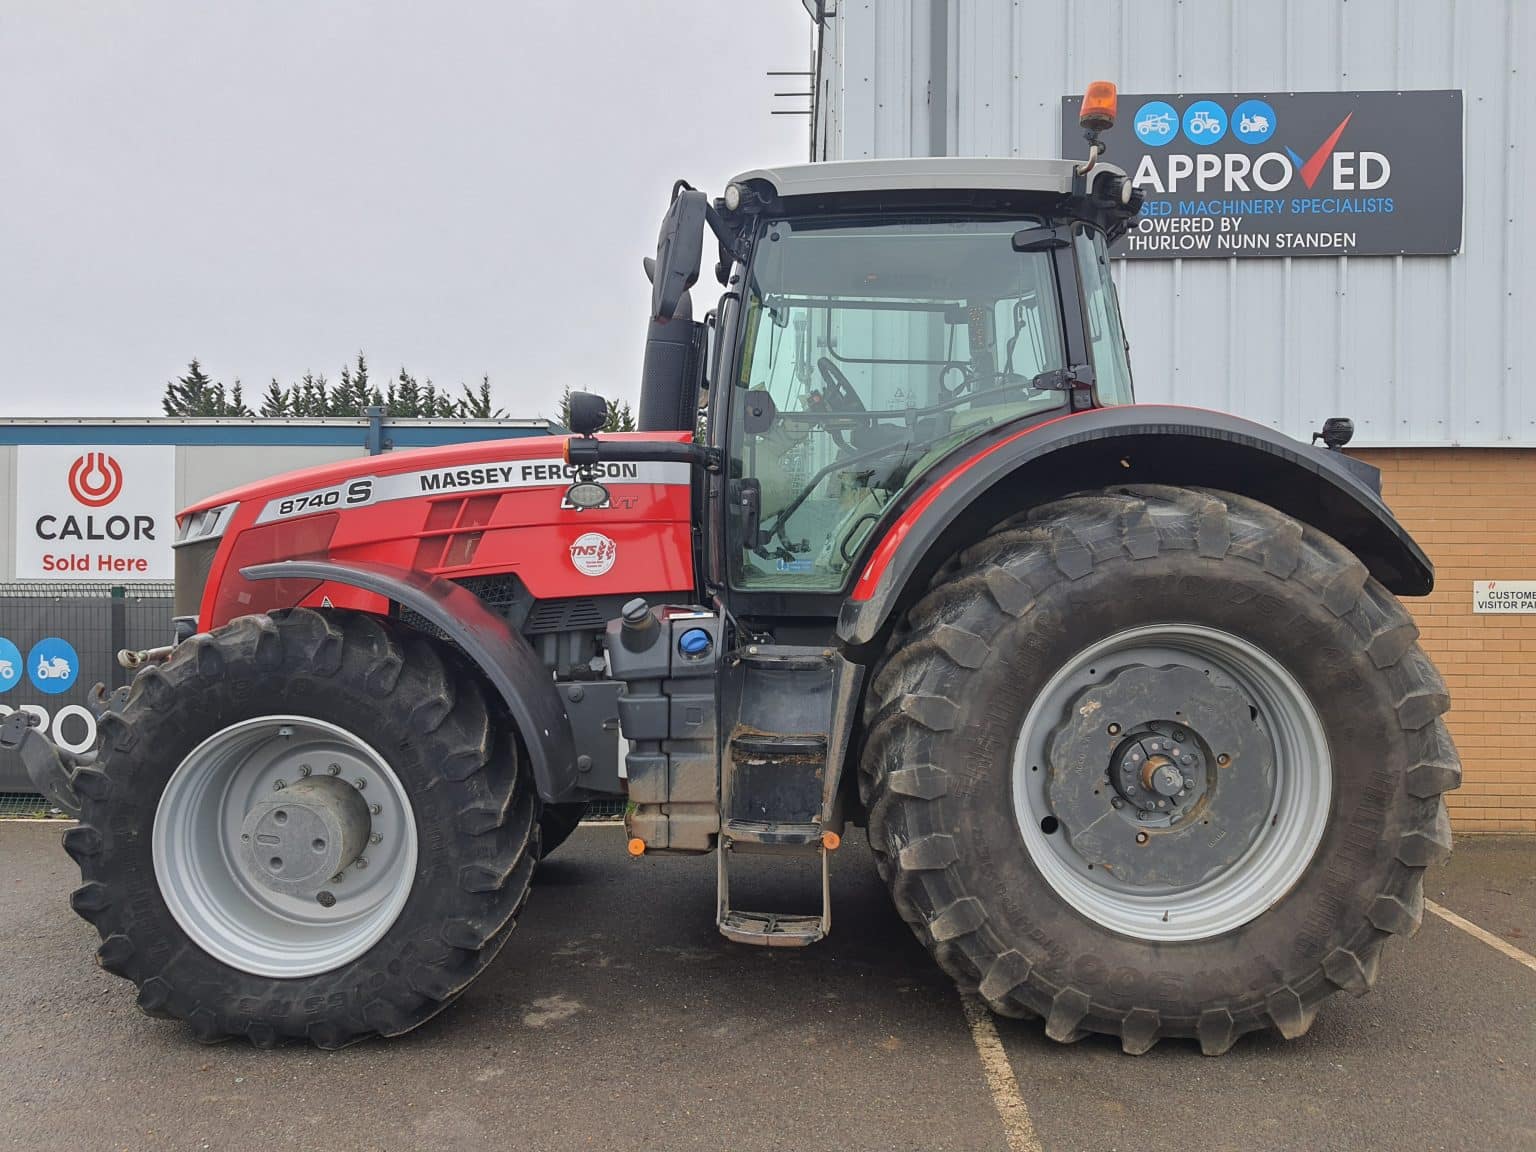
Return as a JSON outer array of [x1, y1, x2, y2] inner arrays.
[[569, 532, 617, 577]]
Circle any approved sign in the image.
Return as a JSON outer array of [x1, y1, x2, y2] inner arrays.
[[1473, 581, 1536, 614], [1061, 90, 1464, 259]]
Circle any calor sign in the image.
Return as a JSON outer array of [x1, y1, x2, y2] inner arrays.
[[15, 445, 175, 580]]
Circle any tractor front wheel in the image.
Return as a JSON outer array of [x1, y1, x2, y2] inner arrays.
[[861, 486, 1460, 1054], [64, 609, 538, 1047]]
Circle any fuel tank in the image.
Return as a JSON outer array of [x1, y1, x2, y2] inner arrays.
[[174, 432, 697, 629]]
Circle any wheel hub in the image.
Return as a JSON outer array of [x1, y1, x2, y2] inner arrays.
[[1109, 726, 1209, 821], [238, 776, 371, 899], [1015, 625, 1332, 942], [153, 715, 418, 978], [1045, 662, 1275, 890]]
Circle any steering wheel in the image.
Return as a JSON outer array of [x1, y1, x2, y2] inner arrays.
[[816, 357, 866, 413]]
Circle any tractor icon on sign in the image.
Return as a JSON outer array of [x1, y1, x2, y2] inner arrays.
[[1187, 110, 1223, 138], [0, 659, 13, 681], [1238, 112, 1270, 135], [1137, 109, 1174, 138]]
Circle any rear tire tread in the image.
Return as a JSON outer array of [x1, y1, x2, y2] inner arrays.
[[861, 486, 1460, 1054]]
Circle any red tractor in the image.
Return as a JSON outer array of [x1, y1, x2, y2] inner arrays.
[[15, 91, 1458, 1055]]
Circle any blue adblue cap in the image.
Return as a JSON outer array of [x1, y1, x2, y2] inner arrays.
[[678, 627, 712, 658]]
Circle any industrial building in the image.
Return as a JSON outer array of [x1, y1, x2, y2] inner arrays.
[[804, 0, 1533, 832]]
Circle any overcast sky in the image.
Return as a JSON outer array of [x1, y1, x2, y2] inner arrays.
[[1, 2, 811, 419]]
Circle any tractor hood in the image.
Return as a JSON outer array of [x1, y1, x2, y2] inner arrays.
[[175, 429, 698, 629], [179, 431, 690, 521]]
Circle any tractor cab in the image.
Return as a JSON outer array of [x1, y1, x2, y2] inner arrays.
[[568, 141, 1147, 943], [611, 152, 1143, 607]]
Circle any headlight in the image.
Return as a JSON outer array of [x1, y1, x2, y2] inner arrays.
[[174, 502, 237, 547]]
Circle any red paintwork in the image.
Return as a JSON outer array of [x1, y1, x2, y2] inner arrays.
[[187, 432, 697, 630], [850, 410, 1085, 602]]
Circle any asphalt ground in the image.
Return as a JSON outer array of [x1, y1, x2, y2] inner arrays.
[[1, 821, 1532, 1152]]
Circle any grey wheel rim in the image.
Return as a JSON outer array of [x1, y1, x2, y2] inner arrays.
[[1012, 625, 1331, 942], [152, 716, 418, 978]]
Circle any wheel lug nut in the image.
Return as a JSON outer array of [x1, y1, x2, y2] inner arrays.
[[370, 804, 382, 815], [330, 872, 345, 883], [272, 779, 286, 791], [355, 857, 369, 869], [1110, 797, 1125, 809], [327, 764, 341, 776], [299, 764, 312, 777], [1173, 731, 1185, 742], [1135, 831, 1149, 845], [369, 834, 382, 845], [353, 777, 367, 791]]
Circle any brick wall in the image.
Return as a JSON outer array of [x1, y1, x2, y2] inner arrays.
[[1354, 448, 1536, 833]]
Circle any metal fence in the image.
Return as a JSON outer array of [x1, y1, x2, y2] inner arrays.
[[0, 582, 174, 795]]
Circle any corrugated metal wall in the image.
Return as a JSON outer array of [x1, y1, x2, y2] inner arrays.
[[813, 0, 1531, 447]]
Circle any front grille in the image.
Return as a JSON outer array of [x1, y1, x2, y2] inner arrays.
[[173, 538, 219, 618]]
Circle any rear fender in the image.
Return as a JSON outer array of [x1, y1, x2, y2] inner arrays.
[[838, 404, 1434, 648], [242, 559, 579, 803]]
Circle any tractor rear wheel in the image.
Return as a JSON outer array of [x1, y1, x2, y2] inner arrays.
[[64, 608, 538, 1047], [861, 486, 1460, 1054]]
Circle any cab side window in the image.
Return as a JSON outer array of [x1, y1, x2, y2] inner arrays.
[[1074, 227, 1134, 405]]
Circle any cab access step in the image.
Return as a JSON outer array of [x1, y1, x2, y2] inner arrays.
[[715, 644, 863, 947]]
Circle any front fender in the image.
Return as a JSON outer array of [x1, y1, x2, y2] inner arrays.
[[838, 404, 1433, 647], [242, 559, 578, 803]]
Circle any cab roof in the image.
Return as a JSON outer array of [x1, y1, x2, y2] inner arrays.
[[728, 157, 1127, 201]]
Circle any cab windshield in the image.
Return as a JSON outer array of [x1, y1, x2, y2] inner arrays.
[[730, 214, 1072, 591]]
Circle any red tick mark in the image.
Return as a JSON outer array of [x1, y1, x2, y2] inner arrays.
[[1291, 114, 1353, 189]]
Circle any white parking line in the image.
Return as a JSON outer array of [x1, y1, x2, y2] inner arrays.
[[1426, 900, 1536, 974], [960, 992, 1043, 1152]]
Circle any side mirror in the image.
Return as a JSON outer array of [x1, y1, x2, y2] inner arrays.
[[568, 391, 609, 436], [1013, 225, 1070, 252], [651, 189, 707, 322]]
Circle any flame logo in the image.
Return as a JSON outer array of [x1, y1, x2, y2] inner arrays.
[[67, 452, 124, 508]]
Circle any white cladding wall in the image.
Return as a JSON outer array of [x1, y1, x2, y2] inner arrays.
[[812, 0, 1532, 446]]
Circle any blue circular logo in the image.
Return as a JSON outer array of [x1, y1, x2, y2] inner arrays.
[[0, 639, 21, 695], [1182, 100, 1228, 145], [1133, 101, 1179, 147], [1231, 99, 1277, 145], [28, 638, 78, 695]]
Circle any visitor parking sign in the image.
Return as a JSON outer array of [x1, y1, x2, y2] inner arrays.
[[1473, 581, 1536, 614], [1061, 90, 1463, 259]]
